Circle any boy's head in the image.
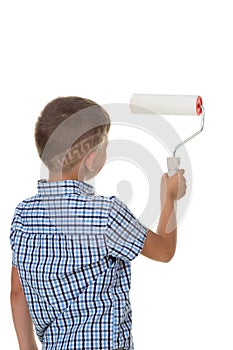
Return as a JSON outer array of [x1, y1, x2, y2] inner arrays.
[[35, 96, 110, 181]]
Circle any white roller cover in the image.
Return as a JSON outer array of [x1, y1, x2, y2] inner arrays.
[[130, 94, 203, 116]]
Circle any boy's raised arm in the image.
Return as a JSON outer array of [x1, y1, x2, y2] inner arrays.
[[140, 170, 186, 262], [10, 266, 38, 350]]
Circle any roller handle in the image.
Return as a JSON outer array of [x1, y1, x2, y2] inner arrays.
[[167, 157, 180, 177]]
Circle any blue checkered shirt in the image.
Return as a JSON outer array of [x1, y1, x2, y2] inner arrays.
[[10, 180, 147, 350]]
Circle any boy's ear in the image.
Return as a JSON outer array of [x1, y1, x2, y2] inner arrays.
[[84, 150, 98, 172]]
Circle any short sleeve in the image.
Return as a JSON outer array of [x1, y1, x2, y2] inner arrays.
[[106, 197, 148, 261], [10, 207, 22, 267]]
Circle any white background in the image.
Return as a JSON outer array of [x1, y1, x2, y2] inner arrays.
[[1, 0, 232, 349]]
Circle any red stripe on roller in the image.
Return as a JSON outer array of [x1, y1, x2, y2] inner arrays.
[[196, 96, 203, 115]]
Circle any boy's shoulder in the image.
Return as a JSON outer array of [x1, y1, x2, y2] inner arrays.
[[13, 193, 125, 213], [14, 194, 41, 209]]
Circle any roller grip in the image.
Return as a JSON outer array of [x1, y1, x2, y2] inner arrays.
[[167, 157, 181, 177]]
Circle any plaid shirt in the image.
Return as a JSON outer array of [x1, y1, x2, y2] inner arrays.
[[10, 180, 147, 350]]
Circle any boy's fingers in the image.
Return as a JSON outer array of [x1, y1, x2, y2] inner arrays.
[[178, 169, 185, 175], [162, 169, 185, 179]]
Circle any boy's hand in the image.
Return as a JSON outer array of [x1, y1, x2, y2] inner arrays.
[[160, 170, 187, 203]]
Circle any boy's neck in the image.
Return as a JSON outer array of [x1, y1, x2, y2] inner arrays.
[[48, 174, 78, 182], [48, 166, 84, 183]]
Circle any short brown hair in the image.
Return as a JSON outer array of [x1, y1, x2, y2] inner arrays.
[[35, 96, 110, 171]]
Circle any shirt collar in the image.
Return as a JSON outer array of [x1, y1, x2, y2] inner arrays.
[[38, 179, 95, 197]]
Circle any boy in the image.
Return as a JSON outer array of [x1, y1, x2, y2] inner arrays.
[[10, 96, 186, 350]]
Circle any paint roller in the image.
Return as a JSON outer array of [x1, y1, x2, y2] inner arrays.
[[130, 94, 205, 176]]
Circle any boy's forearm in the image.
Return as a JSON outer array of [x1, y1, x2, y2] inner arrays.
[[157, 196, 177, 234], [157, 197, 177, 257], [11, 291, 38, 350]]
